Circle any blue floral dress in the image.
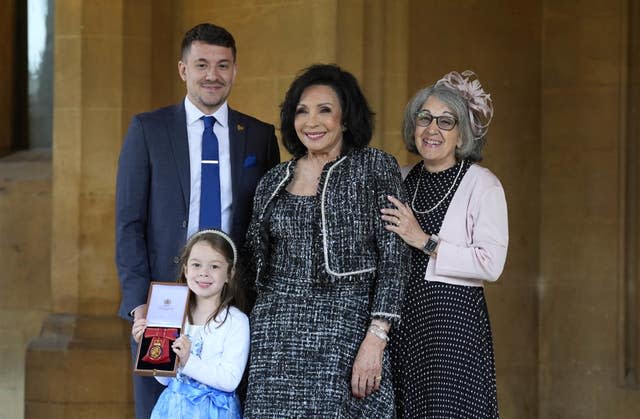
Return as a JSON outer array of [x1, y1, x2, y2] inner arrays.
[[150, 323, 242, 419]]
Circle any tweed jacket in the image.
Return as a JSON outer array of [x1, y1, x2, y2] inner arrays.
[[244, 147, 410, 323]]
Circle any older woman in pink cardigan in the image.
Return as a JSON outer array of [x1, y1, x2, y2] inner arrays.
[[381, 70, 508, 419]]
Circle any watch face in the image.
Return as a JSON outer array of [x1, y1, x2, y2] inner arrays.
[[424, 237, 438, 253]]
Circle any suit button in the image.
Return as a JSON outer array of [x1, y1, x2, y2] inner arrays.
[[173, 256, 180, 264], [182, 220, 187, 228]]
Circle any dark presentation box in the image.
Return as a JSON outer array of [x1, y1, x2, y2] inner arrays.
[[134, 282, 189, 377]]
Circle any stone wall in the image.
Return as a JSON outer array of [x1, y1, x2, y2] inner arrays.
[[539, 1, 640, 417]]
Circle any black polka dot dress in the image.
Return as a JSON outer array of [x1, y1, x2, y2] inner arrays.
[[391, 160, 499, 419]]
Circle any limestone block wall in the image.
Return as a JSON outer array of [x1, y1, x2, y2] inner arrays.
[[540, 1, 640, 417]]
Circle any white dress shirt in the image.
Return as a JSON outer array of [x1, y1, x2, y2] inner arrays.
[[184, 97, 233, 238]]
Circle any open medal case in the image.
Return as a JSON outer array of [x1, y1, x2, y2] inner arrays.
[[134, 281, 190, 377]]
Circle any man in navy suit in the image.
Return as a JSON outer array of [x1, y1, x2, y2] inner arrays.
[[115, 23, 279, 418]]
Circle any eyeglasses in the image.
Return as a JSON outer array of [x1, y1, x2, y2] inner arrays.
[[415, 110, 457, 131]]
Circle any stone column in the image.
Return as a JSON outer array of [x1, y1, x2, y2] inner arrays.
[[24, 1, 165, 417]]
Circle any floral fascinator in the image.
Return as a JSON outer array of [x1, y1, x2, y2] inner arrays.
[[436, 70, 493, 140]]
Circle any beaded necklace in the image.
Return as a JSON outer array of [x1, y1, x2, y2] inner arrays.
[[411, 160, 465, 214]]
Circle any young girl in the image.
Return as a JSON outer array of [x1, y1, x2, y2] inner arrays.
[[132, 230, 249, 419]]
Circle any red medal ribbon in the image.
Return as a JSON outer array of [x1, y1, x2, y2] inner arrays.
[[141, 328, 179, 364]]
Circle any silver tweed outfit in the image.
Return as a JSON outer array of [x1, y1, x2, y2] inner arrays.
[[243, 147, 409, 418]]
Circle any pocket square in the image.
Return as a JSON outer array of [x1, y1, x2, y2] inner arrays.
[[243, 154, 257, 168]]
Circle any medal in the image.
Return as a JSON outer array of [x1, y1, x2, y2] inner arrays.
[[141, 328, 178, 364]]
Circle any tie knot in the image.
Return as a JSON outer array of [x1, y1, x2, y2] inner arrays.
[[202, 115, 216, 129]]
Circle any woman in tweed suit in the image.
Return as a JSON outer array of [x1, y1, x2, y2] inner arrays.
[[243, 64, 409, 418]]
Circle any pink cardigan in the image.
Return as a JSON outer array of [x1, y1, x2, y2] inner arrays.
[[426, 163, 508, 287]]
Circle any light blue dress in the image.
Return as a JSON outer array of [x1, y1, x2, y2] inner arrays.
[[150, 321, 243, 419]]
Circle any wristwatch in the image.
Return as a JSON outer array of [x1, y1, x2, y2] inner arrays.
[[421, 234, 439, 256]]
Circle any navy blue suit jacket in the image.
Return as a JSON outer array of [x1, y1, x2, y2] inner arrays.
[[115, 103, 279, 319]]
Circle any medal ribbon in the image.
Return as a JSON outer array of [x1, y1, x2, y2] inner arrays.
[[141, 328, 179, 364]]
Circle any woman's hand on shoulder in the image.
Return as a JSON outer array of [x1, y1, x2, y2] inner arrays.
[[381, 195, 428, 249]]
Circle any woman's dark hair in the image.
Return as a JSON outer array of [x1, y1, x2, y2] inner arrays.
[[177, 230, 245, 329], [280, 64, 374, 157]]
